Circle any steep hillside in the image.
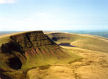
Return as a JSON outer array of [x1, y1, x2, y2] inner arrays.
[[47, 32, 108, 53], [0, 31, 80, 79]]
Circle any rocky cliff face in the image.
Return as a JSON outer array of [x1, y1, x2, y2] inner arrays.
[[0, 31, 69, 79]]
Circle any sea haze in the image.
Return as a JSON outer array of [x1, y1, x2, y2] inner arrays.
[[60, 30, 108, 38], [0, 30, 108, 38], [0, 31, 20, 35]]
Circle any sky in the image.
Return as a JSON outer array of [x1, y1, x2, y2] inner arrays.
[[0, 0, 108, 31]]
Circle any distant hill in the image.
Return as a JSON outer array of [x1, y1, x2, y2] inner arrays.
[[59, 30, 108, 38], [47, 32, 108, 53], [86, 32, 108, 38]]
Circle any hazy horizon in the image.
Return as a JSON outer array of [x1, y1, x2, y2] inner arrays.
[[0, 30, 108, 38]]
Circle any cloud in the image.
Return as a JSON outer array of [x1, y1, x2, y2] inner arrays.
[[0, 0, 16, 4]]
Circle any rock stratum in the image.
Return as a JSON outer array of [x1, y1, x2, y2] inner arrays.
[[0, 31, 72, 79]]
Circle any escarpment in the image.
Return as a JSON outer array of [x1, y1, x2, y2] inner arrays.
[[7, 31, 66, 57], [0, 31, 70, 79]]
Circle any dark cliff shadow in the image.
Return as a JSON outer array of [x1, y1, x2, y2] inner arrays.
[[1, 40, 24, 55], [0, 73, 11, 79], [7, 57, 22, 70]]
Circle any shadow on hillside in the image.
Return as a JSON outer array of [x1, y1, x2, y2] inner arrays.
[[59, 43, 76, 47], [7, 57, 22, 70], [0, 73, 11, 79], [1, 40, 24, 55]]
